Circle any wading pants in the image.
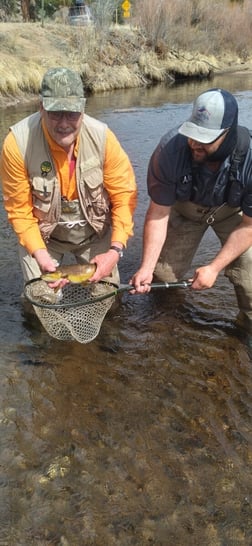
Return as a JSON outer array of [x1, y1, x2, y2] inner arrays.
[[154, 201, 252, 333]]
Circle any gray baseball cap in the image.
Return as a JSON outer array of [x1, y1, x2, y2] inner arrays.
[[40, 67, 86, 112], [178, 88, 238, 144]]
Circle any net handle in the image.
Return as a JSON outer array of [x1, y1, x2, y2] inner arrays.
[[24, 278, 192, 310]]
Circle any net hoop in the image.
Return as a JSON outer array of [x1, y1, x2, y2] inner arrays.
[[24, 278, 118, 309]]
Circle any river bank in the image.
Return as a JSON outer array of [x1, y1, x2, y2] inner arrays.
[[1, 21, 252, 109]]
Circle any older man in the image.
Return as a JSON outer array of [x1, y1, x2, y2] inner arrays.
[[1, 67, 137, 288]]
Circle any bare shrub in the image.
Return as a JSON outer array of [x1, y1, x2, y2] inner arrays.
[[92, 0, 118, 29], [198, 0, 252, 57], [133, 0, 252, 57], [133, 0, 190, 50]]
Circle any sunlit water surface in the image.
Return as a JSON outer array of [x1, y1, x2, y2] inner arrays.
[[1, 74, 252, 545]]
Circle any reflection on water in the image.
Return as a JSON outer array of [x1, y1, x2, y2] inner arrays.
[[1, 74, 252, 545]]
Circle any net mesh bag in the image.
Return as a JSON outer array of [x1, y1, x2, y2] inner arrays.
[[24, 279, 116, 343]]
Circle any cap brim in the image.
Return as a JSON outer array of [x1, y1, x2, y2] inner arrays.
[[42, 97, 86, 112], [178, 121, 225, 144]]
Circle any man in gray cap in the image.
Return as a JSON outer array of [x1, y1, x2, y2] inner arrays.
[[1, 67, 137, 288], [131, 88, 252, 339]]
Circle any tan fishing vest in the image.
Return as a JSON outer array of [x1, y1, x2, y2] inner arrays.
[[11, 112, 111, 243]]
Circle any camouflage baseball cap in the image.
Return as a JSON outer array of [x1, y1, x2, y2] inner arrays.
[[40, 67, 86, 112]]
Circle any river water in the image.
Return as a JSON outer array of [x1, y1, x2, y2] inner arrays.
[[1, 73, 252, 545]]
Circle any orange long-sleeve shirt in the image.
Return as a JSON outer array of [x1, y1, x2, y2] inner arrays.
[[0, 118, 137, 255]]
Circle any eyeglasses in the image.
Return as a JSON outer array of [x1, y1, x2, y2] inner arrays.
[[47, 111, 82, 121]]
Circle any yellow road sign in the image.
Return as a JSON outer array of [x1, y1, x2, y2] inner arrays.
[[122, 0, 131, 12], [123, 9, 130, 17]]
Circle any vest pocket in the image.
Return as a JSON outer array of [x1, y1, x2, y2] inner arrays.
[[31, 177, 55, 213], [82, 167, 103, 189], [86, 187, 110, 218], [80, 168, 110, 217]]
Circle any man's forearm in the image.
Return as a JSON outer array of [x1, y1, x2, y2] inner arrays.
[[141, 215, 168, 272], [211, 223, 252, 274]]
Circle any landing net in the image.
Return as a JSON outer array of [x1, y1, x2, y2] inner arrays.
[[24, 279, 117, 343]]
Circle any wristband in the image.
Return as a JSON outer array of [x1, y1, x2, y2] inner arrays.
[[110, 246, 124, 258]]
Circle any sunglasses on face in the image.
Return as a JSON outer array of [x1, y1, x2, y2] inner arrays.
[[47, 111, 82, 121]]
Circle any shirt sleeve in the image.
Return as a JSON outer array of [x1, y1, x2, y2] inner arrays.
[[147, 143, 176, 206], [0, 130, 46, 255], [103, 128, 137, 246]]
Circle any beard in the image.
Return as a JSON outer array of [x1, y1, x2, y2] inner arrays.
[[206, 114, 238, 163], [191, 147, 210, 163]]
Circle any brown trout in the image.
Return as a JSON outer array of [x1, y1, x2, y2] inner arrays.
[[41, 263, 96, 284]]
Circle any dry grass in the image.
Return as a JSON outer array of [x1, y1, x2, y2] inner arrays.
[[0, 8, 252, 106]]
